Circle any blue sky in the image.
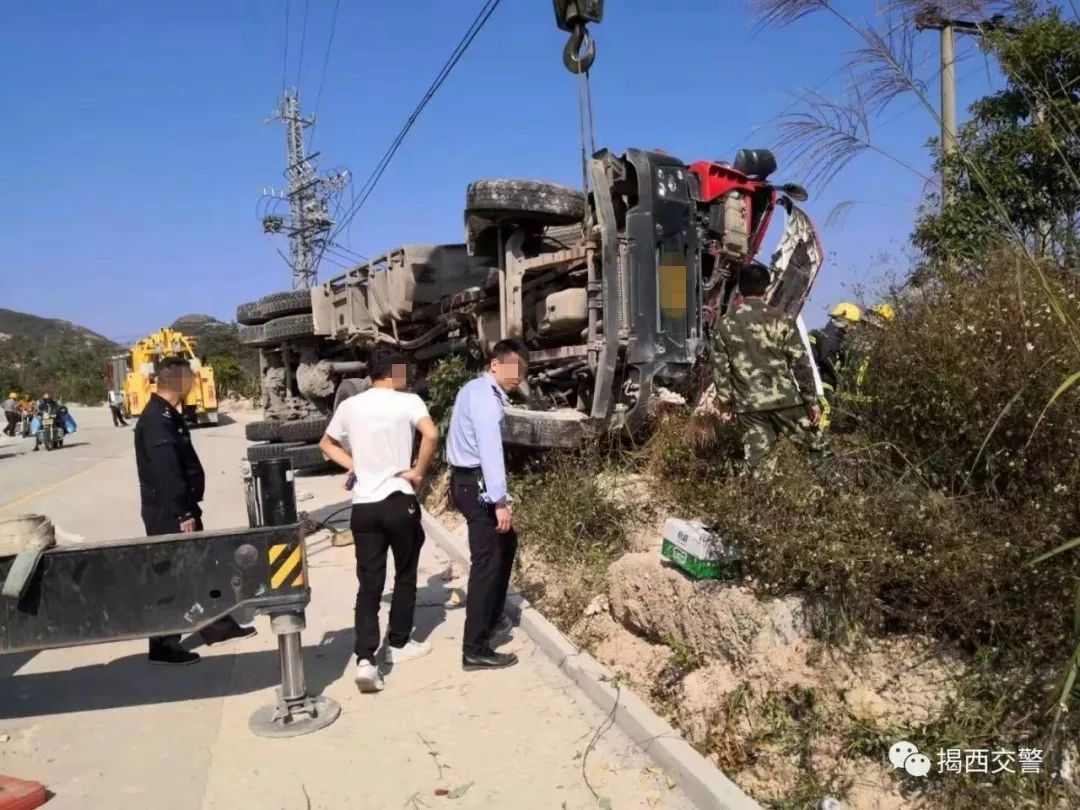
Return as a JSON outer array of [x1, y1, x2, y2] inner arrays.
[[0, 0, 1002, 341]]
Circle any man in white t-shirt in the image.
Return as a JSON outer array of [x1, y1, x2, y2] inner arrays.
[[107, 389, 128, 427], [319, 347, 439, 692]]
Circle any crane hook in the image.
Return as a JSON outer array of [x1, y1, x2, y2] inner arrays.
[[563, 23, 595, 74]]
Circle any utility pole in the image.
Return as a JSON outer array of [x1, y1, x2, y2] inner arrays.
[[262, 90, 350, 289], [915, 11, 1018, 209], [1033, 103, 1049, 258], [939, 23, 957, 204]]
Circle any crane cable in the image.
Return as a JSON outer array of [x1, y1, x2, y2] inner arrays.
[[327, 0, 504, 251], [576, 63, 597, 194], [566, 25, 598, 195]]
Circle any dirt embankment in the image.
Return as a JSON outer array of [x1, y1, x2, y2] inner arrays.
[[424, 469, 964, 809]]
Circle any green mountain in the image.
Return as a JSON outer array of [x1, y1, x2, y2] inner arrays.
[[170, 313, 231, 337], [0, 308, 122, 355]]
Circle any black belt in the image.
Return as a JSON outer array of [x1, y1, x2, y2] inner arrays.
[[450, 465, 481, 480]]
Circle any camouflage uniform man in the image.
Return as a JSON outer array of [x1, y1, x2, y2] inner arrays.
[[713, 263, 821, 478]]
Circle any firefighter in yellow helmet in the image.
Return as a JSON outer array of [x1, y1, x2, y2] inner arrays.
[[863, 302, 896, 331], [806, 303, 861, 433], [808, 302, 861, 404], [849, 302, 896, 400]]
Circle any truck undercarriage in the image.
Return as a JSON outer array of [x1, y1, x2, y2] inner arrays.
[[237, 147, 823, 463]]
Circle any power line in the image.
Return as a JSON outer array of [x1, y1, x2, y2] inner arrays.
[[281, 0, 290, 96], [295, 0, 311, 89], [328, 0, 504, 251], [309, 0, 342, 148]]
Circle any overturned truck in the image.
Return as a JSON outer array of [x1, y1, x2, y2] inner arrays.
[[236, 147, 823, 469]]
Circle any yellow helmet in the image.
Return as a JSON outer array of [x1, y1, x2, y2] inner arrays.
[[7, 392, 15, 399], [871, 302, 896, 322], [830, 302, 862, 323]]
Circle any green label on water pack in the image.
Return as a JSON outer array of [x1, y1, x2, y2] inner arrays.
[[661, 538, 738, 580]]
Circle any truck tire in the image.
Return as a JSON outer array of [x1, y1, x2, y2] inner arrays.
[[258, 289, 313, 320], [236, 300, 264, 325], [245, 416, 329, 443], [333, 377, 372, 411], [238, 323, 265, 345], [236, 290, 313, 326], [286, 443, 331, 472], [466, 179, 586, 225], [262, 313, 316, 344], [246, 441, 306, 462]]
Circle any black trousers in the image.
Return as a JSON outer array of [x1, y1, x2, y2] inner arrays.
[[141, 507, 240, 651], [451, 474, 518, 655], [110, 405, 128, 426], [350, 492, 426, 663], [3, 412, 17, 435]]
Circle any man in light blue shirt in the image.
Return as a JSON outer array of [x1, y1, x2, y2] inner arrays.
[[447, 339, 529, 670]]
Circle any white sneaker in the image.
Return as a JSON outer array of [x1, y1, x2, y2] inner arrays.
[[386, 639, 432, 664], [354, 659, 385, 693]]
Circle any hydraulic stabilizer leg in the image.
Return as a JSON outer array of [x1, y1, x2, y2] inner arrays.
[[249, 611, 341, 738]]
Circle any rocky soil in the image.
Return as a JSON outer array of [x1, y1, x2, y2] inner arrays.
[[426, 467, 966, 809]]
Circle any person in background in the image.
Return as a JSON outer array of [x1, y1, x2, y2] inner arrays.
[[713, 263, 821, 479], [446, 339, 529, 671], [135, 357, 256, 665], [17, 395, 34, 437], [2, 393, 18, 437], [844, 302, 897, 407], [32, 393, 59, 452], [319, 347, 439, 693], [108, 389, 129, 427], [808, 302, 861, 405]]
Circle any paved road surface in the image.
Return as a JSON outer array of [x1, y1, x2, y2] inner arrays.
[[0, 407, 690, 809]]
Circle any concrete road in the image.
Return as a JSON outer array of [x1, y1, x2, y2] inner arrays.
[[0, 408, 690, 810]]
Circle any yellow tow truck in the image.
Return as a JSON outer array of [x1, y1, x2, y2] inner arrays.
[[107, 328, 219, 425]]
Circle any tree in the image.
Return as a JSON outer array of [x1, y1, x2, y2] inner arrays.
[[914, 11, 1080, 271]]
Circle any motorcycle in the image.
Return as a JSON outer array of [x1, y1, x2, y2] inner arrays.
[[33, 412, 65, 451]]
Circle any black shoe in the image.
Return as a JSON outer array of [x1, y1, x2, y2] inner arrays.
[[201, 624, 258, 646], [462, 648, 518, 671], [149, 645, 201, 666]]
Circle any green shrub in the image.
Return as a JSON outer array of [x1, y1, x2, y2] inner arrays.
[[426, 356, 472, 466], [638, 259, 1080, 765], [513, 453, 641, 624], [856, 258, 1080, 520], [208, 353, 259, 399]]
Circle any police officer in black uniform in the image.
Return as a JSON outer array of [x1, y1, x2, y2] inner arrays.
[[135, 357, 256, 665]]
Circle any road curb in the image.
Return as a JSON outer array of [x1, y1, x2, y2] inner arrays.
[[421, 510, 763, 810]]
